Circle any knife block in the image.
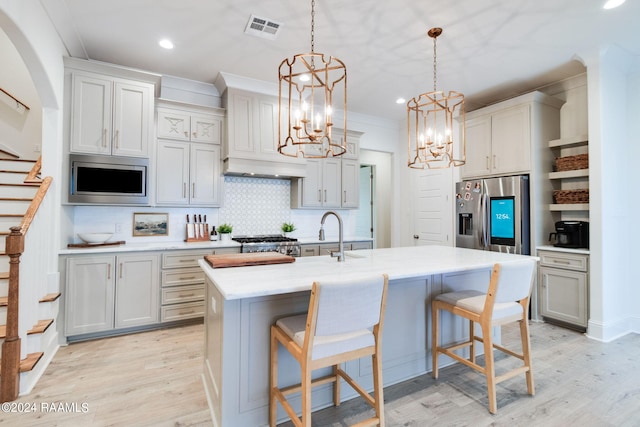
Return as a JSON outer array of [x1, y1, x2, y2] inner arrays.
[[185, 223, 210, 242]]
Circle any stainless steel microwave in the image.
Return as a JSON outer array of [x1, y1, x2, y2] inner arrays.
[[69, 154, 149, 205]]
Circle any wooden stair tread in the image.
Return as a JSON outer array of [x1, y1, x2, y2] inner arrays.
[[0, 182, 40, 188], [0, 271, 8, 279], [0, 296, 6, 306], [0, 197, 32, 201], [0, 214, 22, 218], [39, 292, 61, 303], [0, 319, 52, 338], [28, 319, 53, 335], [0, 159, 36, 163], [0, 352, 44, 374], [0, 170, 28, 174]]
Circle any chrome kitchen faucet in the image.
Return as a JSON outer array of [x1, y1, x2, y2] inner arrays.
[[319, 211, 344, 262]]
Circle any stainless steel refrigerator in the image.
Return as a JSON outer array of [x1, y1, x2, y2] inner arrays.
[[455, 175, 530, 255]]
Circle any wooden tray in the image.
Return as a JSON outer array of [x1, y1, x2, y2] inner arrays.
[[67, 240, 126, 248], [204, 252, 295, 268]]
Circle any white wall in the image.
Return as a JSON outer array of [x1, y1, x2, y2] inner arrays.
[[584, 45, 636, 341]]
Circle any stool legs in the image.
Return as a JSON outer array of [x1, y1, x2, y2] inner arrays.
[[269, 326, 278, 427], [519, 318, 535, 396], [431, 304, 439, 379]]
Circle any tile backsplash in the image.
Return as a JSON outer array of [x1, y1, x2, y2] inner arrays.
[[218, 176, 292, 236], [69, 176, 357, 244]]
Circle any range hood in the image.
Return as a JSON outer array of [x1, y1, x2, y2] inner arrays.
[[223, 157, 307, 179]]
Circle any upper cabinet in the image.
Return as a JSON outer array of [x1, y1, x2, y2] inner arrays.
[[155, 102, 224, 207], [157, 108, 222, 144], [69, 70, 154, 158], [461, 92, 565, 180], [290, 129, 362, 209]]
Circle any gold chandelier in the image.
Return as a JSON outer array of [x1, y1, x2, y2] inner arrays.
[[278, 0, 347, 158], [407, 27, 466, 169]]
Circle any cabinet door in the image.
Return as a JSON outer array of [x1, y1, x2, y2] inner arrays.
[[461, 115, 491, 179], [190, 143, 221, 206], [157, 108, 190, 141], [70, 72, 113, 155], [65, 256, 115, 335], [539, 266, 588, 327], [322, 158, 342, 207], [112, 80, 152, 157], [300, 245, 320, 257], [191, 114, 222, 144], [341, 158, 359, 208], [300, 159, 323, 207], [156, 141, 190, 205], [256, 96, 279, 157], [227, 91, 255, 157], [115, 254, 159, 328], [491, 104, 530, 175]]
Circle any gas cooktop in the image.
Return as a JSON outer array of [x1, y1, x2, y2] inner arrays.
[[232, 235, 298, 244]]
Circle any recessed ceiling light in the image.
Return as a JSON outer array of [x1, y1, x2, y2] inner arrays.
[[159, 39, 174, 49], [603, 0, 625, 9], [396, 98, 406, 104]]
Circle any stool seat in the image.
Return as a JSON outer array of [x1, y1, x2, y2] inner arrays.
[[276, 314, 375, 361], [434, 290, 524, 324]]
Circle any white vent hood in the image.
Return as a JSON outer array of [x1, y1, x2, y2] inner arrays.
[[215, 72, 307, 179]]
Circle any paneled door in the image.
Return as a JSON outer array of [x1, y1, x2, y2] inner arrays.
[[412, 167, 453, 246]]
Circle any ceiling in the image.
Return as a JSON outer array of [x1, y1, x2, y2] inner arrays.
[[40, 0, 639, 120]]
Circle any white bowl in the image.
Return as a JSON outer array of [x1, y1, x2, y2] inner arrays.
[[78, 232, 113, 244]]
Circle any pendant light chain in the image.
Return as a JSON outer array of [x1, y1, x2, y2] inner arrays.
[[310, 0, 315, 53], [432, 34, 437, 92]]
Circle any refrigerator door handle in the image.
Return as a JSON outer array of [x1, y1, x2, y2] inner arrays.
[[480, 193, 489, 248]]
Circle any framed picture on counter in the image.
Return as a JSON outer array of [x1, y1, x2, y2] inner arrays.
[[133, 212, 168, 237]]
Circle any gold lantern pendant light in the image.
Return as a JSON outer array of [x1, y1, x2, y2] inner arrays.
[[407, 27, 466, 169], [278, 0, 347, 158]]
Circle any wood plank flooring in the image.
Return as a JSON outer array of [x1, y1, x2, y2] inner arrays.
[[1, 321, 639, 426]]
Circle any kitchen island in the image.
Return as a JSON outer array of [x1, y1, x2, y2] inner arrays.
[[199, 245, 536, 427]]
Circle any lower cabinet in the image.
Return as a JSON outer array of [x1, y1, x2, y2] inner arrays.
[[538, 249, 589, 331], [299, 240, 373, 257], [160, 247, 239, 322], [64, 246, 241, 339], [65, 253, 159, 336]]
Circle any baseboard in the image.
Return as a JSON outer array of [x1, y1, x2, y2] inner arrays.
[[586, 316, 640, 342]]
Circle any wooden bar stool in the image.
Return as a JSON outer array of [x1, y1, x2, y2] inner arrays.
[[270, 273, 389, 427], [431, 260, 536, 414]]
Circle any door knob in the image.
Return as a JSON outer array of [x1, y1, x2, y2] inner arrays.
[[413, 235, 419, 239]]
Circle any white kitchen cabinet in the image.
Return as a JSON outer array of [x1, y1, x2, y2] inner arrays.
[[538, 249, 589, 331], [65, 253, 159, 336], [293, 157, 341, 208], [221, 87, 306, 176], [69, 70, 154, 157], [115, 254, 160, 328], [157, 107, 222, 144], [156, 139, 222, 206], [341, 158, 360, 208], [160, 248, 239, 322], [290, 131, 361, 209], [461, 92, 564, 179], [462, 104, 530, 178]]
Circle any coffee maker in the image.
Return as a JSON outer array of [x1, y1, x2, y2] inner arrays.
[[548, 221, 589, 249]]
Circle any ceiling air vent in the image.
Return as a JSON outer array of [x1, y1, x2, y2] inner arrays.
[[244, 14, 282, 39]]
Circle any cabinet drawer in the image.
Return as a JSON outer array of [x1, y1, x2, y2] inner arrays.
[[161, 267, 204, 287], [300, 245, 320, 257], [162, 251, 211, 268], [539, 251, 588, 271], [161, 301, 204, 322], [162, 284, 205, 305]]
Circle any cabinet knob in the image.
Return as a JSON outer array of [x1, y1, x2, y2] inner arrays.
[[413, 235, 419, 239]]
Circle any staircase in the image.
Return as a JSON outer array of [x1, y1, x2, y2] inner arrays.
[[0, 157, 58, 402]]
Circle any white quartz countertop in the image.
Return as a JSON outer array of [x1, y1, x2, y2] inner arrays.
[[59, 240, 241, 255], [536, 245, 590, 255], [199, 245, 538, 300]]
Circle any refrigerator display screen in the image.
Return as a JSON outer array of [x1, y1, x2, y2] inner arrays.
[[490, 196, 515, 245]]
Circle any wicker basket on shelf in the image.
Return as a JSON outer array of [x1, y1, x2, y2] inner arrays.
[[555, 153, 589, 172], [553, 189, 589, 204]]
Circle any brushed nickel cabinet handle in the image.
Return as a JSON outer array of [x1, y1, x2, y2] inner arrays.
[[115, 129, 119, 149], [318, 189, 321, 202], [119, 263, 123, 279], [324, 189, 327, 202], [103, 129, 108, 148], [343, 190, 347, 203], [179, 276, 197, 280], [179, 293, 195, 298], [107, 263, 111, 279], [183, 182, 187, 198], [486, 156, 490, 170], [192, 183, 196, 198]]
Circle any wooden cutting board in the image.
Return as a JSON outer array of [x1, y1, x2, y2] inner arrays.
[[204, 252, 296, 268]]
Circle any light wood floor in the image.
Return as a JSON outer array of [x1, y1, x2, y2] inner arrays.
[[2, 321, 639, 426]]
